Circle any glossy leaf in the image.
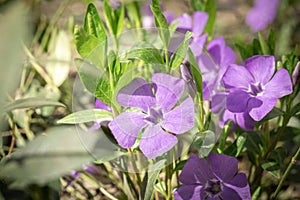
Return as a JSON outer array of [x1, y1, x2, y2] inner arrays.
[[218, 121, 233, 151], [170, 31, 193, 69], [1, 98, 65, 113], [57, 109, 113, 124], [261, 161, 280, 178], [236, 132, 247, 157]]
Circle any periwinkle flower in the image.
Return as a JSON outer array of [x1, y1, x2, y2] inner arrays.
[[211, 92, 255, 131], [222, 55, 292, 121], [174, 153, 251, 200], [246, 0, 280, 32], [173, 11, 208, 57], [108, 73, 194, 159], [198, 37, 236, 100]]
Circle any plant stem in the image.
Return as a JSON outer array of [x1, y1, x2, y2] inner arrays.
[[272, 147, 300, 199]]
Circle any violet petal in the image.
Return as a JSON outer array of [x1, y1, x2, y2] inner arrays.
[[248, 97, 277, 121], [223, 173, 251, 200], [117, 78, 156, 112], [152, 73, 185, 112], [174, 184, 204, 200], [263, 68, 293, 99], [226, 90, 251, 113], [235, 112, 255, 131], [139, 124, 177, 159], [222, 64, 254, 90], [162, 97, 194, 134], [192, 11, 208, 37], [208, 153, 238, 182], [179, 154, 214, 185], [246, 55, 275, 85], [108, 112, 148, 148]]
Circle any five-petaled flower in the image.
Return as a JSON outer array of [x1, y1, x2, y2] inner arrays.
[[108, 73, 194, 159], [174, 153, 251, 200], [222, 55, 292, 122]]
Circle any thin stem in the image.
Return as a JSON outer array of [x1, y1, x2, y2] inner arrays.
[[272, 147, 300, 199]]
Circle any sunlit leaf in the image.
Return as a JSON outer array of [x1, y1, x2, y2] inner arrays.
[[125, 48, 164, 64], [192, 130, 216, 157], [170, 32, 193, 69], [204, 0, 217, 36], [258, 32, 270, 55], [57, 109, 113, 124]]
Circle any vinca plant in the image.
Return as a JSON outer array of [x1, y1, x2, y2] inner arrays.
[[0, 0, 300, 199]]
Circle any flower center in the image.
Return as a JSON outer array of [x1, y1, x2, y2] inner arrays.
[[249, 82, 264, 96], [204, 178, 223, 197], [144, 106, 164, 125]]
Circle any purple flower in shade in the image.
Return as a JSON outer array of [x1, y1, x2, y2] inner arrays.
[[211, 92, 255, 131], [198, 37, 236, 100], [292, 62, 300, 85], [222, 55, 293, 122], [174, 153, 251, 200], [173, 11, 208, 57], [108, 73, 194, 159], [90, 99, 112, 131], [246, 0, 280, 32]]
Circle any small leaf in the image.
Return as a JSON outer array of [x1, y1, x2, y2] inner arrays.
[[151, 0, 170, 48], [1, 98, 65, 113], [268, 29, 275, 55], [235, 43, 253, 61], [188, 49, 203, 99], [236, 133, 247, 157], [84, 3, 107, 42], [204, 0, 217, 36], [103, 0, 116, 36], [141, 159, 166, 200], [218, 121, 233, 151], [190, 0, 205, 11], [258, 32, 270, 55], [126, 2, 142, 28], [57, 109, 113, 124], [261, 161, 280, 178], [259, 107, 284, 124], [170, 32, 193, 69], [116, 4, 125, 36], [252, 187, 262, 200], [192, 130, 216, 157], [291, 102, 300, 116], [125, 48, 164, 64], [94, 78, 112, 106]]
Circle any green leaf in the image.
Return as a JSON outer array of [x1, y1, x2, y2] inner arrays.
[[188, 49, 203, 99], [291, 102, 300, 116], [204, 0, 217, 36], [267, 29, 275, 55], [192, 130, 216, 157], [1, 98, 65, 113], [190, 0, 205, 11], [94, 78, 113, 106], [252, 187, 262, 200], [74, 58, 109, 101], [57, 109, 113, 124], [141, 159, 166, 200], [0, 126, 123, 185], [74, 26, 103, 66], [258, 32, 270, 55], [218, 121, 233, 151], [125, 48, 164, 64], [126, 2, 142, 28], [116, 4, 125, 36], [170, 32, 193, 69], [236, 132, 247, 157], [261, 161, 280, 178], [103, 0, 116, 36], [235, 43, 253, 61], [84, 3, 107, 42], [253, 38, 262, 55], [151, 0, 170, 48]]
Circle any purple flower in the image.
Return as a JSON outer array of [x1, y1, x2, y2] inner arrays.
[[222, 55, 292, 121], [108, 73, 194, 159], [246, 0, 280, 32], [292, 62, 300, 85], [173, 11, 208, 57], [211, 92, 255, 131], [198, 37, 236, 100], [174, 153, 251, 200]]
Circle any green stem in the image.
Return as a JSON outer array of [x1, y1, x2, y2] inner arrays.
[[165, 49, 169, 72], [272, 147, 300, 199]]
